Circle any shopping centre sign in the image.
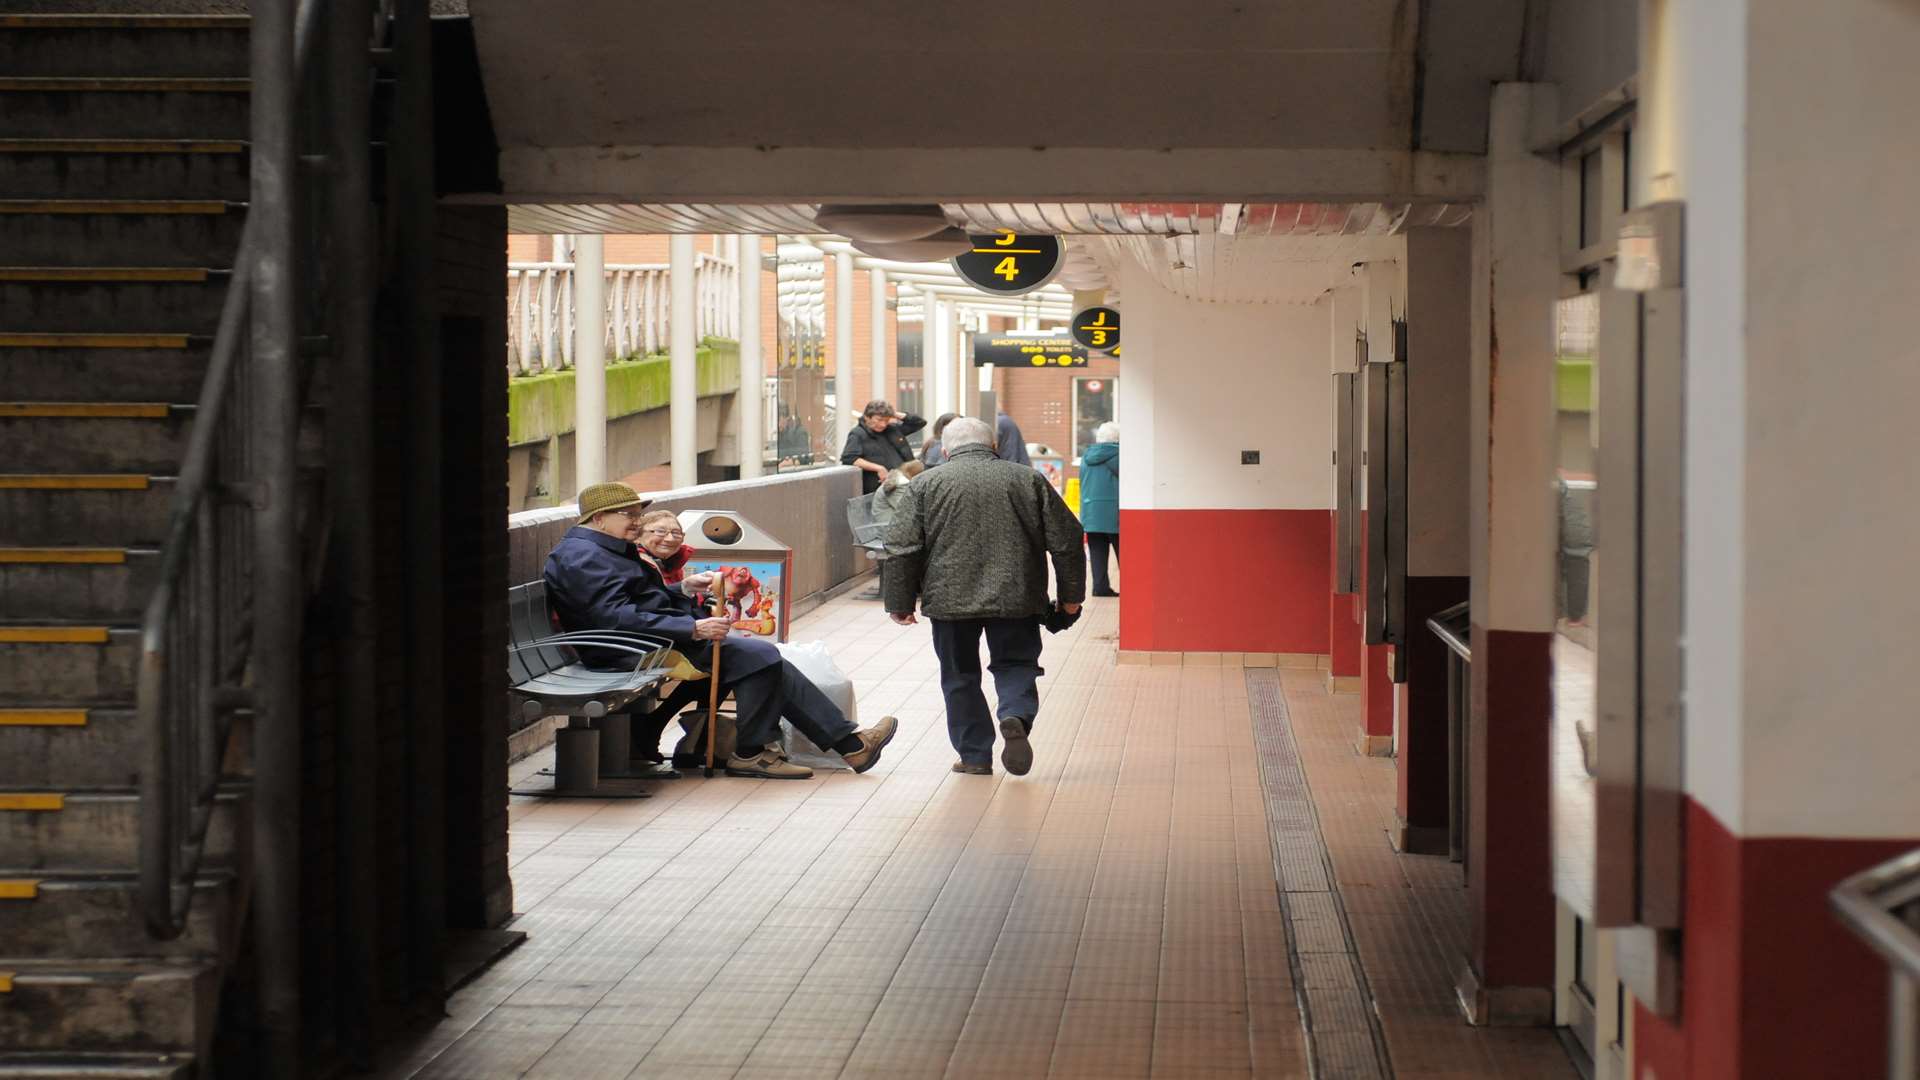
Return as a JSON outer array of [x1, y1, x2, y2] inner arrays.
[[971, 334, 1087, 367]]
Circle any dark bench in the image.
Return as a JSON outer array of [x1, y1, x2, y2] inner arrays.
[[508, 580, 675, 796]]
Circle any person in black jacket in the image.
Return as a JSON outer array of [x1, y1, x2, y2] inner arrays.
[[840, 400, 926, 494]]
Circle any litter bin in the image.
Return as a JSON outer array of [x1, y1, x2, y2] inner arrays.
[[1029, 444, 1066, 492], [676, 509, 795, 643]]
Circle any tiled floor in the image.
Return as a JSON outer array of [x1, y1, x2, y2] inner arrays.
[[386, 592, 1579, 1080]]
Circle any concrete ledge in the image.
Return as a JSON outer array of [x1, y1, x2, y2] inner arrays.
[[508, 715, 566, 764], [1390, 815, 1449, 856], [1116, 650, 1332, 669], [1326, 672, 1363, 695], [1355, 731, 1393, 757], [1453, 956, 1555, 1027]]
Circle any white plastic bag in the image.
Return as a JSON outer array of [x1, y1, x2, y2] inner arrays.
[[775, 640, 859, 768]]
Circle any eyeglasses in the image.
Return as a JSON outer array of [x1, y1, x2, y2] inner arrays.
[[640, 527, 684, 539], [608, 508, 644, 520]]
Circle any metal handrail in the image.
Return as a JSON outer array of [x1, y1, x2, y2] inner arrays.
[[1831, 849, 1920, 1077], [137, 220, 258, 938], [1426, 599, 1471, 661], [136, 0, 330, 940]]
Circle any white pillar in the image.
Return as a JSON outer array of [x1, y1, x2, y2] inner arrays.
[[869, 268, 889, 404], [928, 298, 951, 417], [957, 310, 978, 418], [572, 233, 607, 489], [738, 235, 765, 478], [669, 233, 698, 489], [834, 251, 857, 453]]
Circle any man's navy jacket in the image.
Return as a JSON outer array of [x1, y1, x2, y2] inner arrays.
[[541, 525, 778, 678]]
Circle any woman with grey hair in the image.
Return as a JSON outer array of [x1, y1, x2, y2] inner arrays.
[[1079, 421, 1120, 597]]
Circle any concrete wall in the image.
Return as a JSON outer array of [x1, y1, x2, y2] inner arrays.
[[1114, 259, 1336, 655], [509, 390, 732, 510]]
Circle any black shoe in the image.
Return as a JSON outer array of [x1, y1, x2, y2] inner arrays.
[[998, 716, 1033, 776], [1092, 589, 1119, 598]]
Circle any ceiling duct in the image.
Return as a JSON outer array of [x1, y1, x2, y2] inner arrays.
[[811, 204, 951, 243], [848, 228, 972, 261]]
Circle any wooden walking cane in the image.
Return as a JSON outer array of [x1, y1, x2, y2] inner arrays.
[[703, 579, 726, 778]]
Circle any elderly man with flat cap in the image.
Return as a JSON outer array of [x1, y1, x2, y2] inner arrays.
[[544, 482, 898, 779]]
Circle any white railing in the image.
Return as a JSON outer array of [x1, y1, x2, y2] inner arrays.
[[507, 252, 739, 376]]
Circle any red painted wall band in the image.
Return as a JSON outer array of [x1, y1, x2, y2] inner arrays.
[[1634, 799, 1918, 1080], [1116, 508, 1331, 654]]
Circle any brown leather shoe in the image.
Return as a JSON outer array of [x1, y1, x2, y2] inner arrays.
[[725, 748, 814, 779], [841, 715, 899, 774], [951, 760, 992, 775]]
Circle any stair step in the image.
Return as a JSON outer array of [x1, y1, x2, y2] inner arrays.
[[0, 340, 209, 405], [0, 872, 230, 960], [0, 549, 158, 622], [0, 411, 190, 473], [0, 790, 241, 873], [1, 709, 134, 790], [0, 1052, 193, 1080], [0, 140, 248, 202], [0, 629, 139, 707], [0, 277, 228, 334], [0, 478, 173, 547], [0, 203, 243, 268], [0, 78, 249, 141], [0, 961, 216, 1056], [0, 12, 247, 81]]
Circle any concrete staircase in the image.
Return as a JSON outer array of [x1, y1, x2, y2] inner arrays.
[[0, 14, 252, 1078]]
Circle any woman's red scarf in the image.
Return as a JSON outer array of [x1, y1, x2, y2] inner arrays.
[[638, 543, 696, 585]]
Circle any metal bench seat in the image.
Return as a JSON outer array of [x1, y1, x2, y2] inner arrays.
[[847, 491, 889, 558], [507, 581, 677, 796]]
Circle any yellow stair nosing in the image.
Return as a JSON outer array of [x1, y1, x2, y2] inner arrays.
[[0, 14, 251, 29], [0, 880, 40, 900], [0, 548, 125, 565], [0, 199, 233, 215], [0, 627, 112, 645], [0, 267, 210, 283], [0, 474, 152, 490], [0, 332, 192, 349], [0, 76, 251, 94], [0, 138, 246, 154], [0, 402, 171, 419], [0, 793, 65, 812], [0, 973, 12, 993], [0, 709, 89, 726]]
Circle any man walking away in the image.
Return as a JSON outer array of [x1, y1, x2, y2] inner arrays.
[[883, 416, 1084, 775], [841, 399, 926, 494], [993, 411, 1032, 466]]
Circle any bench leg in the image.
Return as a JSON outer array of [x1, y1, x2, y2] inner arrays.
[[597, 712, 631, 776], [554, 721, 600, 794]]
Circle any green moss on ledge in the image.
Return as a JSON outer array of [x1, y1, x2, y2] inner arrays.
[[508, 337, 739, 446]]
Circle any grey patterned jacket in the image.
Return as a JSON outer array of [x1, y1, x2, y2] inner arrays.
[[882, 444, 1086, 620]]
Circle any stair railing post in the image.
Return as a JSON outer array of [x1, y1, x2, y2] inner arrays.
[[250, 0, 304, 1070]]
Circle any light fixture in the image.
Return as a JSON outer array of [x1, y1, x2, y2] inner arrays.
[[811, 204, 951, 244], [849, 228, 973, 261]]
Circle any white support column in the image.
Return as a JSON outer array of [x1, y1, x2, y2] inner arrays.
[[928, 298, 951, 417], [869, 268, 889, 404], [834, 251, 857, 452], [737, 236, 765, 478], [670, 233, 698, 489], [572, 233, 607, 489], [957, 310, 978, 418]]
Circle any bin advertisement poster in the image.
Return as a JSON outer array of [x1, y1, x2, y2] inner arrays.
[[685, 558, 790, 643]]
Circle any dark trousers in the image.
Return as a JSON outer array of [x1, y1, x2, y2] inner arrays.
[[931, 617, 1044, 766], [730, 658, 857, 752], [628, 653, 855, 758], [1088, 531, 1119, 594]]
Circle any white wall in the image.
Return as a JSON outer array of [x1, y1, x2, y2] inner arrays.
[[1642, 0, 1748, 833], [1117, 260, 1334, 512], [1738, 0, 1920, 840]]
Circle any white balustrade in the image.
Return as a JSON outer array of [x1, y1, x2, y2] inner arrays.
[[506, 250, 740, 377]]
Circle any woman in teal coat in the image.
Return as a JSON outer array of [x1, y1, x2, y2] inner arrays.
[[1079, 421, 1121, 597]]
